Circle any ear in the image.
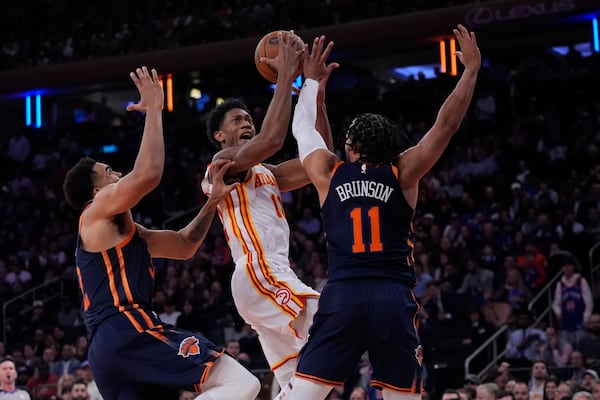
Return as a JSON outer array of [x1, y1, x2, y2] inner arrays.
[[213, 130, 225, 144], [92, 187, 100, 196]]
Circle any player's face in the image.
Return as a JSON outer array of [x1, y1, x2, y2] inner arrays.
[[216, 108, 255, 148], [92, 162, 122, 192], [344, 138, 360, 162]]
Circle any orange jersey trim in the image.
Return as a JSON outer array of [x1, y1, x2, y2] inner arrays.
[[237, 186, 305, 310], [371, 380, 421, 393], [391, 164, 399, 180], [330, 160, 344, 177], [271, 353, 298, 371], [295, 371, 342, 386], [223, 195, 297, 319]]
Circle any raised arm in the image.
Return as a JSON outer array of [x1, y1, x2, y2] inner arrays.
[[224, 31, 303, 174], [266, 35, 340, 193], [91, 67, 165, 217], [292, 36, 340, 205], [139, 160, 239, 259], [397, 25, 480, 192]]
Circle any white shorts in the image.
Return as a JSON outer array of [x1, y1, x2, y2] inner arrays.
[[232, 253, 319, 369]]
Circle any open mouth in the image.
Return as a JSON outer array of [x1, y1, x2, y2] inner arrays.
[[240, 132, 253, 141]]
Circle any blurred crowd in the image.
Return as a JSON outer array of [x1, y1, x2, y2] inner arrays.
[[1, 1, 600, 400], [0, 0, 496, 70]]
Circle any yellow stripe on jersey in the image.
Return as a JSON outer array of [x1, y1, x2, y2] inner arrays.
[[223, 193, 297, 319], [237, 186, 306, 310]]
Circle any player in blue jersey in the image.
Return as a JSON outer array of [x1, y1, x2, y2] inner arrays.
[[288, 26, 481, 400], [62, 66, 260, 400]]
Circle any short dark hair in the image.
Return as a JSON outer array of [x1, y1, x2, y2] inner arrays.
[[205, 99, 251, 148], [498, 391, 516, 400], [0, 356, 15, 365], [72, 379, 87, 388], [344, 113, 411, 164], [63, 156, 97, 209]]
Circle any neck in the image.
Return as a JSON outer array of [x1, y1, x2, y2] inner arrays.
[[1, 383, 16, 391]]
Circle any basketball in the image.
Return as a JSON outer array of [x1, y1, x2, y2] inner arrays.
[[254, 30, 304, 83]]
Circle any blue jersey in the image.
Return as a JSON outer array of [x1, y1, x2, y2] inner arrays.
[[560, 277, 585, 332], [321, 162, 415, 285], [75, 221, 156, 339]]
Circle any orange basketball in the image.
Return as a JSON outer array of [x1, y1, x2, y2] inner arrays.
[[254, 30, 304, 83]]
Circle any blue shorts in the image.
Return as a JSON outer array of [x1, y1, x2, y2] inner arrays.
[[295, 279, 423, 393], [89, 312, 223, 399]]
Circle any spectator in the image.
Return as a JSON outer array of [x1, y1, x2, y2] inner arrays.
[[296, 207, 322, 240], [513, 382, 530, 400], [51, 344, 81, 378], [555, 382, 574, 400], [580, 370, 598, 393], [26, 363, 58, 400], [505, 311, 547, 366], [69, 379, 88, 400], [552, 255, 593, 347], [78, 361, 102, 400], [537, 326, 572, 367], [158, 298, 181, 326], [457, 257, 494, 297], [578, 312, 600, 367], [478, 383, 500, 400], [568, 351, 588, 385], [543, 375, 559, 400], [527, 361, 549, 400]]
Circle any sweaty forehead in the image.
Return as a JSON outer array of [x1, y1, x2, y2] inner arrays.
[[224, 108, 251, 120]]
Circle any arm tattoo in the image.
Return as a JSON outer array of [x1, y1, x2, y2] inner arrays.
[[187, 209, 216, 243]]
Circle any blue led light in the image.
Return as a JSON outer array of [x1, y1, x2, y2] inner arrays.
[[102, 144, 118, 153], [593, 17, 599, 52], [35, 95, 42, 128], [25, 96, 31, 126]]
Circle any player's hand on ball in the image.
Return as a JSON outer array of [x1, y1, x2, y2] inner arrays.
[[259, 31, 304, 81], [453, 24, 481, 71]]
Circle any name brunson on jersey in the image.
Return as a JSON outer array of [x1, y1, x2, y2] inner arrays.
[[335, 181, 394, 202]]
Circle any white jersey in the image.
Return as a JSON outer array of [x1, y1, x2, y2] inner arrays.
[[203, 163, 290, 262], [203, 162, 319, 384]]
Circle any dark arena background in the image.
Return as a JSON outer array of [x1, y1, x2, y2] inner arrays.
[[1, 0, 600, 399]]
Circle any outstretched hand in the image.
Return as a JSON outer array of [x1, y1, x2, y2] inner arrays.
[[303, 35, 339, 84], [453, 24, 481, 71], [209, 159, 240, 202], [126, 66, 164, 112]]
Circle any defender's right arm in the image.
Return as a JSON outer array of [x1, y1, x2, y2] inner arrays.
[[92, 67, 165, 217]]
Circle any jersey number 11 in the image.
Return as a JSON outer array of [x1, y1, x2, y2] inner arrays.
[[350, 206, 383, 253]]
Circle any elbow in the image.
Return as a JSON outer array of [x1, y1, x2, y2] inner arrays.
[[142, 172, 162, 189]]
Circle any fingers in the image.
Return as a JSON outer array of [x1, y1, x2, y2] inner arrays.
[[211, 160, 240, 193], [213, 160, 235, 181]]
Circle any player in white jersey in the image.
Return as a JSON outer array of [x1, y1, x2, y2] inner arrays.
[[201, 34, 338, 398]]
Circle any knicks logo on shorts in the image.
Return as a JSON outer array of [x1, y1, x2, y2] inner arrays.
[[178, 336, 201, 358], [415, 345, 423, 366], [275, 288, 291, 305]]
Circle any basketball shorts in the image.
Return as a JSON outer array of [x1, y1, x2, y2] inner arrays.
[[295, 279, 423, 393], [89, 312, 223, 399], [232, 253, 319, 368]]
